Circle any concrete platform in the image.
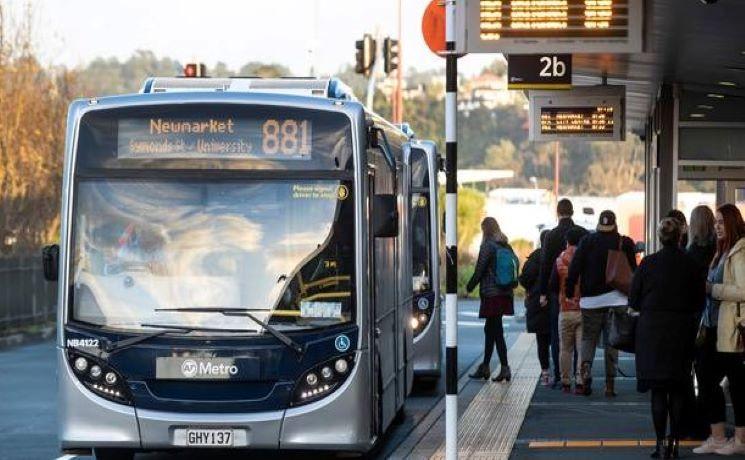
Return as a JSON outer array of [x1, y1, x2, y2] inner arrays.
[[395, 335, 729, 460]]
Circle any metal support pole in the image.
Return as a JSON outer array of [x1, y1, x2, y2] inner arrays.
[[554, 141, 560, 198], [444, 0, 458, 459]]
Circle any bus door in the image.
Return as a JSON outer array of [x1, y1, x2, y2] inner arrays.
[[368, 141, 400, 433]]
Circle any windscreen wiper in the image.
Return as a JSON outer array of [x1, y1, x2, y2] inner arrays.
[[102, 326, 195, 354], [155, 307, 305, 358], [102, 323, 261, 355]]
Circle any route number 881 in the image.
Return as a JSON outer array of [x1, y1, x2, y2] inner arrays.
[[262, 119, 311, 156]]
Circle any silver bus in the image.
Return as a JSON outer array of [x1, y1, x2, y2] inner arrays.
[[408, 140, 442, 381], [43, 78, 416, 458]]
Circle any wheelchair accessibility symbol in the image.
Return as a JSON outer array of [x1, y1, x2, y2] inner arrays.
[[335, 335, 351, 352]]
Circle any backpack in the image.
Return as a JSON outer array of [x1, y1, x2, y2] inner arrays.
[[491, 241, 520, 289]]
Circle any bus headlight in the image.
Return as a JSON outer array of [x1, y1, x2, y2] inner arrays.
[[413, 293, 435, 338], [67, 351, 132, 405], [292, 354, 355, 406]]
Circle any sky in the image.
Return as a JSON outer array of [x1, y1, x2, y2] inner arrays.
[[10, 0, 496, 77]]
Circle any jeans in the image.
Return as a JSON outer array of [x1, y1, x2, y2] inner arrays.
[[536, 332, 551, 370], [580, 307, 620, 379], [559, 310, 582, 385], [720, 351, 745, 426], [549, 294, 561, 380], [694, 327, 726, 424]]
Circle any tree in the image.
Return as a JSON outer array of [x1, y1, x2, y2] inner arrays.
[[238, 61, 291, 78], [438, 187, 486, 263], [484, 139, 521, 176], [0, 5, 74, 253]]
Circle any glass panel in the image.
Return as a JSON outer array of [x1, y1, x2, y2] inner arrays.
[[411, 192, 432, 294], [71, 179, 354, 332], [735, 188, 745, 217], [411, 148, 429, 188]]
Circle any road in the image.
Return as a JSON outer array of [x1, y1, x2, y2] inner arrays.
[[0, 299, 524, 460]]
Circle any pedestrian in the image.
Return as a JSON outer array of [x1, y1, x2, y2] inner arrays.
[[539, 198, 586, 386], [630, 218, 705, 459], [667, 209, 689, 249], [521, 229, 552, 385], [685, 205, 717, 440], [467, 217, 515, 383], [549, 226, 587, 394], [686, 205, 716, 273], [694, 204, 745, 455], [566, 210, 637, 397]]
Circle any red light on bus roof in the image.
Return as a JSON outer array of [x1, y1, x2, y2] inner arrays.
[[183, 63, 206, 78]]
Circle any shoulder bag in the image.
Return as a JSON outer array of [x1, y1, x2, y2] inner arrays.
[[606, 236, 633, 295]]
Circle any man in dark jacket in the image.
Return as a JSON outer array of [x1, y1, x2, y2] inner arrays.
[[566, 210, 637, 397], [539, 199, 587, 385]]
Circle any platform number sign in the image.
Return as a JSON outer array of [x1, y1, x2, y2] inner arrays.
[[508, 54, 572, 90]]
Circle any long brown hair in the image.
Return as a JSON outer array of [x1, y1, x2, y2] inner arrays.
[[713, 203, 745, 266], [482, 217, 508, 244]]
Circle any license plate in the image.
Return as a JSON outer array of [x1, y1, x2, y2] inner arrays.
[[186, 429, 233, 447]]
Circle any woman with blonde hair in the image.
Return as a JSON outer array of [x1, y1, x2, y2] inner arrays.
[[686, 205, 716, 272], [467, 217, 517, 382]]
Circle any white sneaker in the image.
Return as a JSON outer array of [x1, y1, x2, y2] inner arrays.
[[714, 438, 745, 456], [693, 436, 728, 454]]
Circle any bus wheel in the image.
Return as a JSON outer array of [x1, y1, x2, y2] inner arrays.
[[93, 448, 135, 460]]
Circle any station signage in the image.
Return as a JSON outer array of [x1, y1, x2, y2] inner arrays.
[[457, 0, 643, 54], [528, 85, 626, 141], [507, 54, 572, 90]]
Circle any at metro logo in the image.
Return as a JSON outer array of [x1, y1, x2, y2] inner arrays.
[[181, 359, 239, 378]]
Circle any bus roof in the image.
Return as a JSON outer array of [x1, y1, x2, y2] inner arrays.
[[141, 77, 358, 102]]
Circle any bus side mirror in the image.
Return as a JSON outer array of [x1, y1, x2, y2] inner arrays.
[[373, 194, 398, 238], [42, 244, 59, 282]]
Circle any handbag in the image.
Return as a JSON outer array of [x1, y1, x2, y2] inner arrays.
[[608, 307, 638, 354], [606, 236, 633, 295]]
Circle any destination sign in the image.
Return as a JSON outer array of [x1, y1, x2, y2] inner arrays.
[[117, 117, 313, 160], [457, 0, 643, 54], [540, 106, 614, 135], [528, 85, 625, 141]]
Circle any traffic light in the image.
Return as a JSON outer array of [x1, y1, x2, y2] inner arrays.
[[355, 34, 376, 77], [383, 38, 399, 75], [183, 63, 207, 78]]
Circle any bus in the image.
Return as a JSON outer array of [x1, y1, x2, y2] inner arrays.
[[408, 139, 442, 381], [43, 77, 416, 458]]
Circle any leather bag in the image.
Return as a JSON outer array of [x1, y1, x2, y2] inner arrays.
[[608, 307, 638, 354], [606, 236, 633, 295]]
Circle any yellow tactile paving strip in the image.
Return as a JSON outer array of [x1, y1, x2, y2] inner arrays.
[[528, 439, 704, 448], [409, 333, 539, 460]]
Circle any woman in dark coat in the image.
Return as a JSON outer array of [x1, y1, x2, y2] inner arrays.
[[630, 218, 706, 458], [520, 230, 552, 385], [467, 217, 515, 382]]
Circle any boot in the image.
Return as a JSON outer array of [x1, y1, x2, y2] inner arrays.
[[492, 365, 511, 382], [469, 363, 490, 380], [650, 438, 664, 458], [580, 362, 593, 396], [604, 377, 617, 398], [664, 437, 679, 459]]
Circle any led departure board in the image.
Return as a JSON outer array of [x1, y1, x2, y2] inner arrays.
[[529, 85, 625, 141], [457, 0, 643, 54], [540, 106, 614, 135]]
